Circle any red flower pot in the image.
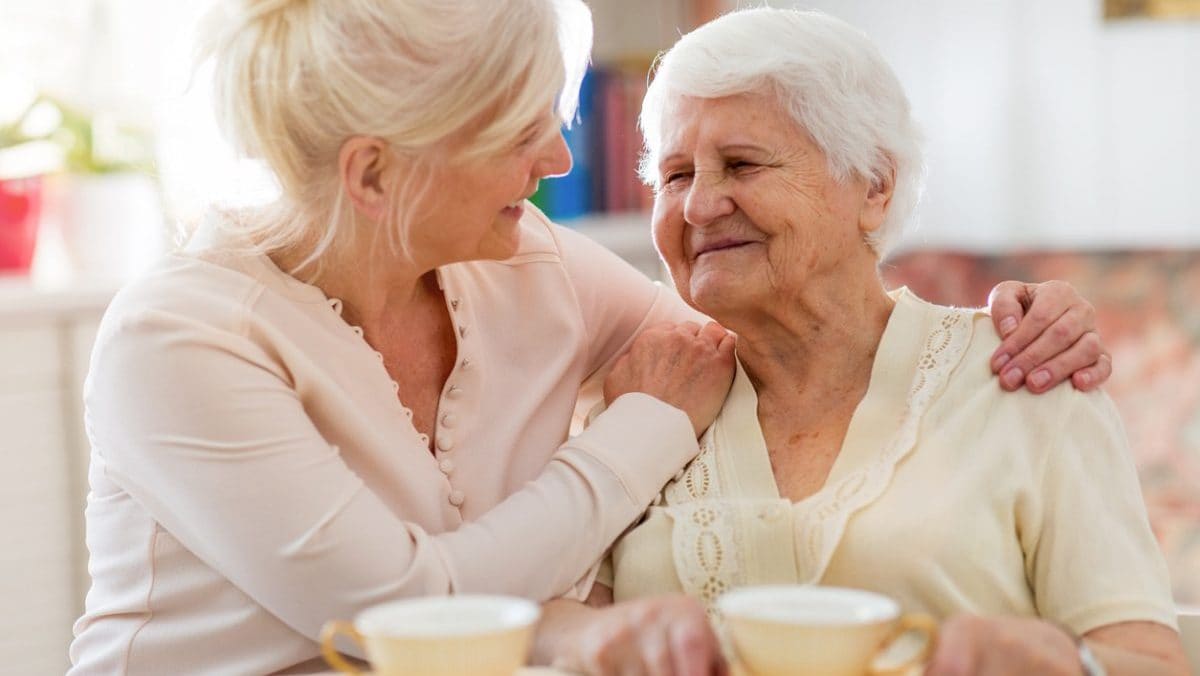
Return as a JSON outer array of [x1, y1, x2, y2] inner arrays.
[[0, 175, 42, 272]]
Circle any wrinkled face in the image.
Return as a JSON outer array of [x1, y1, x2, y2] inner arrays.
[[406, 109, 572, 265], [651, 92, 885, 320]]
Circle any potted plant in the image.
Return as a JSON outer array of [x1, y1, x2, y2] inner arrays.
[[0, 95, 163, 278], [0, 99, 64, 273]]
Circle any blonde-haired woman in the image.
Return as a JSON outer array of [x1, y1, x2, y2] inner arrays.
[[70, 1, 1111, 673]]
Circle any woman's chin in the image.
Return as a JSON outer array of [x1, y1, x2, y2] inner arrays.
[[688, 274, 753, 318], [479, 230, 522, 260]]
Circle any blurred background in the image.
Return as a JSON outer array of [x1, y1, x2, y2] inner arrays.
[[0, 0, 1196, 672]]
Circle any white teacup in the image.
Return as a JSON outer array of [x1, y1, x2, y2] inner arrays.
[[717, 585, 937, 676], [320, 595, 540, 676]]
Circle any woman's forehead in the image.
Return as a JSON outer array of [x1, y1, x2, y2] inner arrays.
[[657, 93, 802, 157]]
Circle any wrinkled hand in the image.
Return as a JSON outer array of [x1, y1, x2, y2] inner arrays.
[[925, 615, 1080, 676], [556, 595, 726, 676], [604, 321, 736, 437], [987, 280, 1111, 393]]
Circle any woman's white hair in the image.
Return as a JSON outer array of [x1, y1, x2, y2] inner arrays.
[[640, 7, 923, 258], [194, 0, 592, 275]]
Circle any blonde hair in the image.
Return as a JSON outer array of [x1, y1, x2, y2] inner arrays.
[[639, 8, 923, 258], [195, 0, 592, 274]]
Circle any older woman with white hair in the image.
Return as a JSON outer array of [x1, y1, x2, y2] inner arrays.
[[536, 8, 1189, 676], [69, 1, 1115, 673]]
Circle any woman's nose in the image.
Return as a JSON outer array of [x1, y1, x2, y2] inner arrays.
[[683, 171, 735, 227], [537, 130, 573, 179]]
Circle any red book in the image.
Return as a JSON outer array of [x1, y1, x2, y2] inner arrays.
[[602, 70, 628, 212]]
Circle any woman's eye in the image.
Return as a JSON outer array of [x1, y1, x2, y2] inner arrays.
[[515, 123, 546, 149], [663, 171, 693, 185], [729, 161, 757, 172]]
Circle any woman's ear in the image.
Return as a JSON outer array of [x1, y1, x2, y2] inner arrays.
[[339, 136, 393, 222], [860, 160, 896, 235]]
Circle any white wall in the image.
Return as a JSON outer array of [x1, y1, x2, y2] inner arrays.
[[4, 1, 704, 228], [765, 0, 1200, 252], [7, 1, 1199, 251], [590, 0, 693, 62]]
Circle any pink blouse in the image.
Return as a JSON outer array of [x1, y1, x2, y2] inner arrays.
[[69, 208, 703, 674]]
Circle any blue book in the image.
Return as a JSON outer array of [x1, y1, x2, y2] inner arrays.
[[539, 68, 597, 220]]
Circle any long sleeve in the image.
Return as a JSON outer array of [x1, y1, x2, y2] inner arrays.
[[550, 223, 708, 424], [84, 303, 698, 643], [71, 210, 715, 674]]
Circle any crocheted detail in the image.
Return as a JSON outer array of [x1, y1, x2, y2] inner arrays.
[[666, 305, 974, 610], [666, 499, 745, 620], [660, 441, 737, 618], [665, 441, 721, 503]]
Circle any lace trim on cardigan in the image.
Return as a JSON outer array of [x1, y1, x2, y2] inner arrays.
[[665, 306, 974, 610], [666, 499, 746, 618], [665, 440, 722, 503], [793, 310, 972, 582]]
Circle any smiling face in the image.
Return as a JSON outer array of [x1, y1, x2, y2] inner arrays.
[[402, 109, 572, 266], [651, 91, 890, 321]]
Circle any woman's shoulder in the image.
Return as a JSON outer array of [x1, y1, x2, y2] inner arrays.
[[893, 288, 1012, 387], [103, 252, 261, 328], [81, 254, 266, 405], [93, 248, 304, 367], [891, 287, 988, 330], [503, 203, 636, 268], [897, 289, 1107, 439], [474, 204, 667, 309]]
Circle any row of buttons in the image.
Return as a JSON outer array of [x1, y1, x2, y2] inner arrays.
[[330, 288, 473, 512], [758, 505, 785, 522], [325, 295, 461, 502], [440, 296, 466, 509]]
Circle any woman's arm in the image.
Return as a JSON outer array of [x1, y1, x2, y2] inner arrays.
[[1086, 620, 1190, 676], [556, 214, 1113, 399], [925, 615, 1188, 676], [533, 585, 724, 675], [927, 386, 1187, 675], [85, 308, 720, 644], [552, 223, 709, 427]]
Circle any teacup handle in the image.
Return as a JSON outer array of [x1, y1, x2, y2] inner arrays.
[[869, 613, 939, 676], [320, 619, 366, 674]]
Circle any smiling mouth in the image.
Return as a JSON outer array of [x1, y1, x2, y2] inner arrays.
[[695, 241, 755, 259], [501, 201, 526, 218]]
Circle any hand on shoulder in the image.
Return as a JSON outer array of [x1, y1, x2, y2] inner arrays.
[[603, 321, 736, 437]]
